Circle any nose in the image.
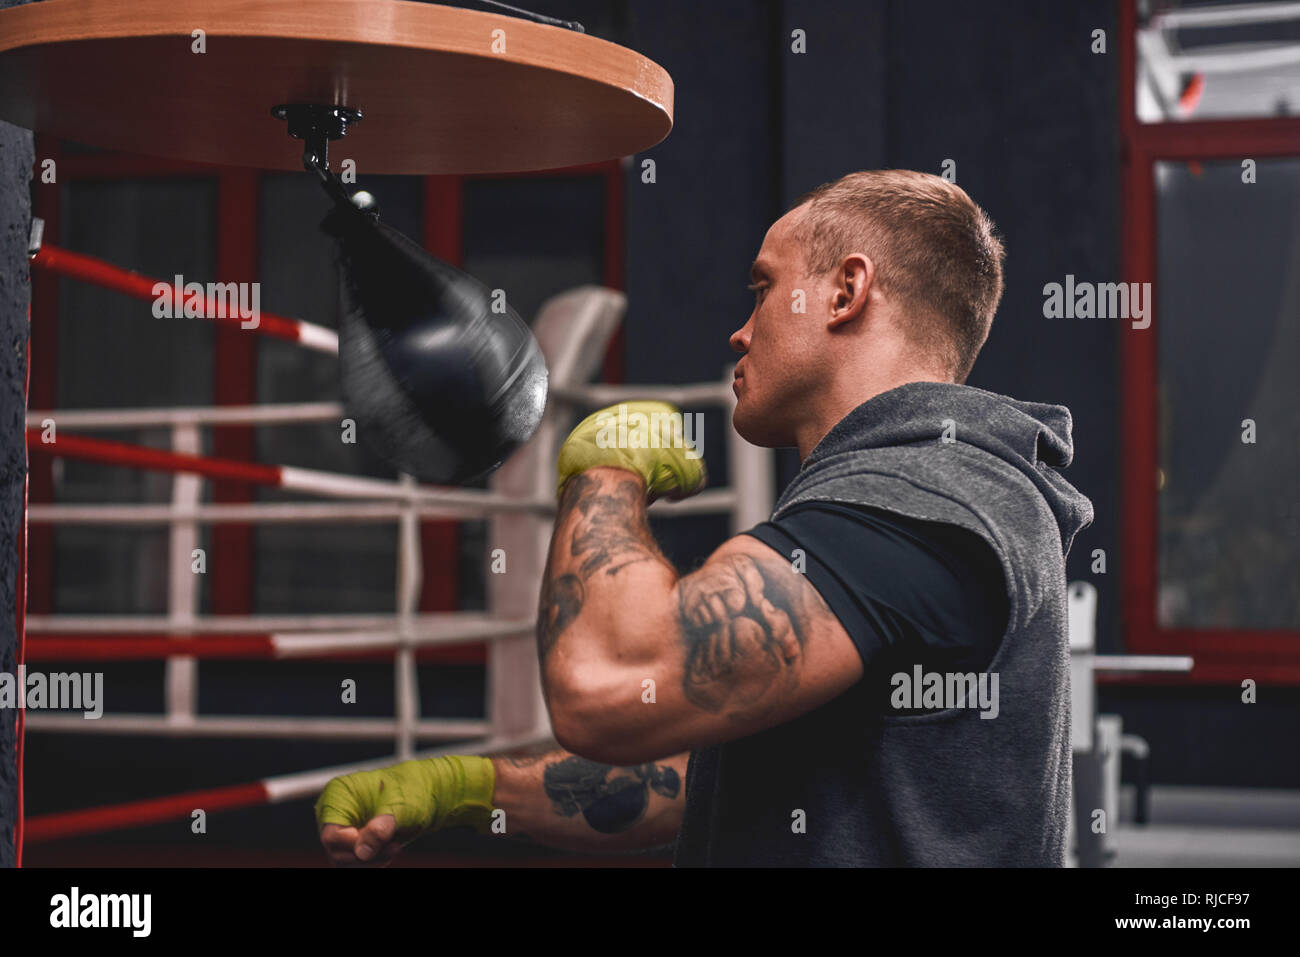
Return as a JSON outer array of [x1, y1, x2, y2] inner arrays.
[[729, 317, 751, 355]]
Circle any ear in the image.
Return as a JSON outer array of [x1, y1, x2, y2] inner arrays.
[[827, 253, 875, 330]]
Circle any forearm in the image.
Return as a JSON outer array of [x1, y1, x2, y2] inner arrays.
[[537, 466, 678, 681], [489, 748, 687, 853]]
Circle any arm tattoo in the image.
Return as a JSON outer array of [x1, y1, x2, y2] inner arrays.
[[536, 471, 669, 660], [566, 472, 662, 578], [678, 552, 821, 714], [536, 572, 583, 660], [542, 755, 680, 834]]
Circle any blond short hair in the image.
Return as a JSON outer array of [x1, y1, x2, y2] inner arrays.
[[791, 170, 1005, 383]]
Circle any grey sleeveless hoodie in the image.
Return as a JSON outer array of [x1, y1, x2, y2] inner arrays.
[[673, 380, 1095, 866]]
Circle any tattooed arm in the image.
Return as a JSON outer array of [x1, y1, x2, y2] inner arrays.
[[489, 748, 688, 852], [537, 467, 864, 765]]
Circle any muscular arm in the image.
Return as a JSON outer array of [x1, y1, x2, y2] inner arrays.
[[537, 467, 863, 765], [490, 748, 688, 853]]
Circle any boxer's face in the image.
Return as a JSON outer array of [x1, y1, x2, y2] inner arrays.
[[729, 205, 829, 447]]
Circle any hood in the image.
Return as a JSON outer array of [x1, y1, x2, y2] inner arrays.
[[798, 381, 1095, 554]]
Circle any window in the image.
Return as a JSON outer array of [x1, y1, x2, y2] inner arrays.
[[1121, 0, 1300, 681]]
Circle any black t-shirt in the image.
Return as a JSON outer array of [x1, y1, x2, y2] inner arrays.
[[744, 501, 1009, 709]]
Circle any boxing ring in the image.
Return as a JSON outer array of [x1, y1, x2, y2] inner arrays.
[[20, 243, 775, 848]]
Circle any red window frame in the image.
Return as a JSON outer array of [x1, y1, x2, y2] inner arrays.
[[1117, 0, 1300, 684], [29, 143, 626, 664]]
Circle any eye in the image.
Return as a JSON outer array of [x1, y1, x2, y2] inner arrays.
[[747, 283, 767, 301]]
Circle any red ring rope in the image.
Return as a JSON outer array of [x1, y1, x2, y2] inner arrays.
[[24, 633, 488, 664], [27, 430, 282, 486], [26, 782, 270, 844], [29, 244, 331, 349]]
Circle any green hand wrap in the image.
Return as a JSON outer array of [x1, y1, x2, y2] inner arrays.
[[556, 400, 706, 501], [314, 755, 496, 841]]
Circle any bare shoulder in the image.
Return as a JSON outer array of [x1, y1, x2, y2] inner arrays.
[[672, 532, 863, 725]]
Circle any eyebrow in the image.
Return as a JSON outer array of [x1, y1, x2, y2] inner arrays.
[[749, 260, 768, 281]]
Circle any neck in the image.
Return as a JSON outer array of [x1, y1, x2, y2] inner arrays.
[[794, 365, 951, 461]]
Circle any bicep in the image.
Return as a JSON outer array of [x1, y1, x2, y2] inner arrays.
[[644, 534, 864, 755]]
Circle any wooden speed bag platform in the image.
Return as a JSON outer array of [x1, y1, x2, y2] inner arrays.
[[0, 0, 674, 174]]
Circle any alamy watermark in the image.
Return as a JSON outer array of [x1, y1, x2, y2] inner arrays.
[[0, 667, 103, 719], [1042, 275, 1151, 329], [152, 274, 260, 329], [890, 666, 999, 719], [593, 403, 703, 459], [50, 887, 151, 937]]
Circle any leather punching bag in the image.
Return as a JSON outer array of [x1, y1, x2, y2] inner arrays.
[[322, 199, 548, 485]]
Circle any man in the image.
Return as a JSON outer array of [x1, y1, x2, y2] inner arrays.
[[315, 169, 1094, 867]]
